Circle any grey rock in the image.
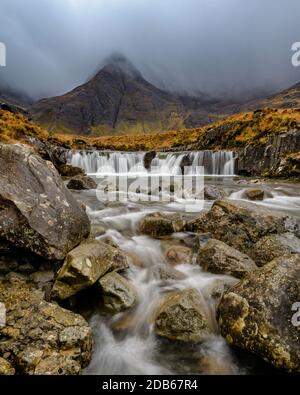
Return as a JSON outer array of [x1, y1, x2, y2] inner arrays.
[[197, 239, 257, 278], [217, 254, 300, 373], [0, 144, 90, 260]]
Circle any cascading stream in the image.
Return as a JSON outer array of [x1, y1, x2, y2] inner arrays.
[[67, 150, 236, 176]]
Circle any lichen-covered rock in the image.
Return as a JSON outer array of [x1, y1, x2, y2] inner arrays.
[[217, 254, 300, 373], [139, 214, 174, 238], [67, 175, 97, 190], [139, 213, 186, 239], [197, 239, 257, 279], [188, 199, 299, 254], [0, 143, 90, 260], [251, 232, 300, 266], [0, 279, 92, 375], [51, 239, 128, 300], [99, 271, 137, 313], [154, 289, 210, 343], [0, 357, 15, 375]]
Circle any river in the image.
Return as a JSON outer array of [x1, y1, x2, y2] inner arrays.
[[67, 150, 300, 375]]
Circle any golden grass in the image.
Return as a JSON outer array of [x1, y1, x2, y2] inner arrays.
[[1, 107, 300, 152]]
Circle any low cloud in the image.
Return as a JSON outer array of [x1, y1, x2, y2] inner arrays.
[[0, 0, 299, 100]]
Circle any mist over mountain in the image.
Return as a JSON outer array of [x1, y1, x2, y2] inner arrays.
[[0, 0, 300, 100], [29, 54, 300, 135]]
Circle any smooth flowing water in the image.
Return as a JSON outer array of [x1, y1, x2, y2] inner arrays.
[[67, 151, 300, 375], [67, 150, 236, 176]]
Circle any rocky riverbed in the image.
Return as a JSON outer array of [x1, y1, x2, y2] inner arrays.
[[0, 143, 299, 375]]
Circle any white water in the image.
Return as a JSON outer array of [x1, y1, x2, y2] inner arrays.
[[67, 150, 236, 176], [84, 214, 240, 375], [68, 153, 299, 375]]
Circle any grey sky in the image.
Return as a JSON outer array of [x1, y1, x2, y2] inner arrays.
[[0, 0, 299, 100]]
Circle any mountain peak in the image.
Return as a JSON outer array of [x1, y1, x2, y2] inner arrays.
[[100, 53, 142, 79]]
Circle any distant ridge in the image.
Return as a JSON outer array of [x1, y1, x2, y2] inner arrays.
[[27, 54, 300, 135]]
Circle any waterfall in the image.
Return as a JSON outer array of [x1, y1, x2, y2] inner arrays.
[[67, 150, 236, 176]]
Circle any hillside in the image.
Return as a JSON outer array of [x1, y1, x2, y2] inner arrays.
[[2, 107, 300, 152], [240, 82, 300, 112], [84, 108, 300, 151]]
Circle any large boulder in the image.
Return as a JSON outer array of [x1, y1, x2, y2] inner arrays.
[[154, 289, 210, 343], [51, 240, 128, 300], [99, 271, 138, 313], [0, 144, 90, 260], [0, 279, 92, 375], [197, 239, 257, 279], [67, 175, 97, 190], [250, 232, 300, 266], [139, 213, 186, 239], [217, 254, 300, 373], [188, 199, 299, 254]]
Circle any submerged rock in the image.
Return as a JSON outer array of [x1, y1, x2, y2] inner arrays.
[[217, 254, 300, 373], [197, 239, 257, 279], [150, 264, 187, 282], [67, 175, 97, 190], [164, 245, 193, 266], [154, 289, 210, 343], [0, 279, 92, 375], [251, 232, 300, 266], [99, 271, 138, 313], [0, 143, 90, 260], [51, 239, 125, 300], [188, 199, 299, 254]]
